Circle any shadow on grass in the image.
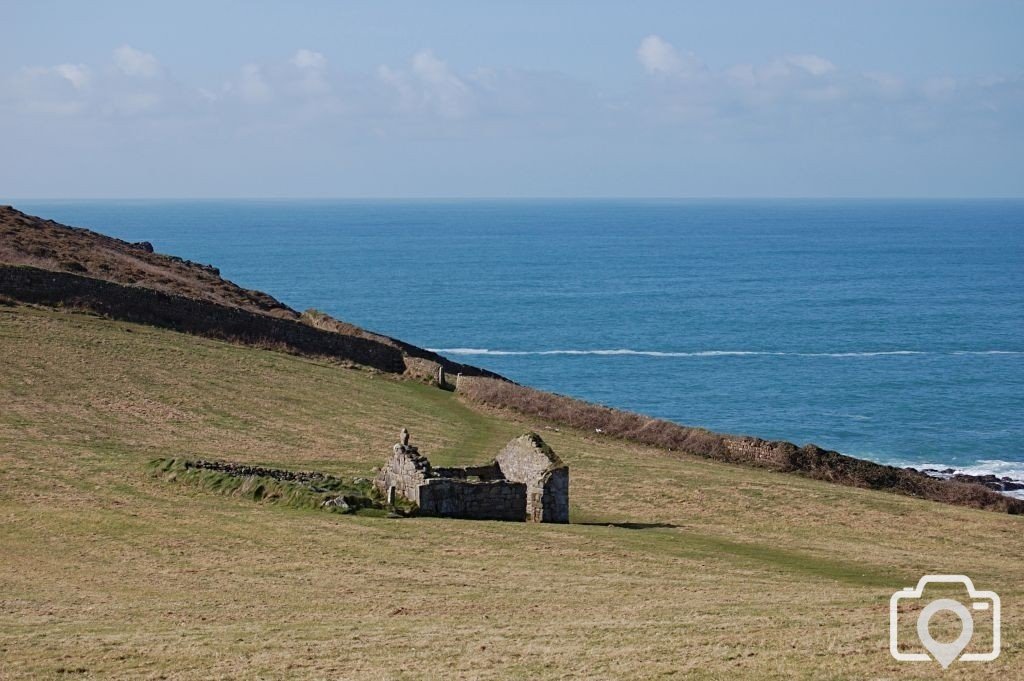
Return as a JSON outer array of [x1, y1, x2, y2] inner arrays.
[[577, 521, 678, 530]]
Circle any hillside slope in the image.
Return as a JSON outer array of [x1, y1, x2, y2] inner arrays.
[[1, 305, 1021, 679], [1, 204, 1019, 514]]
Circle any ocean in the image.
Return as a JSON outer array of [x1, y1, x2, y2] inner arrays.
[[16, 199, 1024, 479]]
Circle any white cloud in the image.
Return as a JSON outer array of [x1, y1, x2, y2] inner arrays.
[[782, 54, 836, 77], [636, 35, 705, 77], [412, 49, 472, 117], [637, 35, 681, 75], [725, 54, 837, 89], [636, 46, 980, 134], [53, 63, 92, 90], [411, 50, 453, 84], [237, 64, 272, 101], [3, 40, 1018, 162], [10, 64, 93, 115], [378, 49, 473, 118], [291, 49, 326, 71], [289, 49, 330, 96], [21, 63, 92, 91], [113, 45, 160, 78]]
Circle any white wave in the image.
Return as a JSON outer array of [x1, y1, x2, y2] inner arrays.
[[810, 351, 924, 357], [430, 348, 769, 357], [430, 347, 1021, 358], [952, 350, 1024, 355], [890, 459, 1024, 481], [882, 459, 1024, 499]]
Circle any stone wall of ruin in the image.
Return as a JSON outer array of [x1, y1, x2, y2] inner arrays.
[[374, 431, 569, 522], [495, 434, 568, 523], [417, 478, 527, 521], [540, 468, 570, 523], [374, 446, 433, 505], [432, 463, 504, 481]]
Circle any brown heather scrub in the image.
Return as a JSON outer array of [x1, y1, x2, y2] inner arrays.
[[456, 375, 731, 457], [0, 205, 293, 316], [456, 376, 1023, 514]]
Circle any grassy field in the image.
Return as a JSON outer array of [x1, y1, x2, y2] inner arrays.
[[1, 305, 1021, 679]]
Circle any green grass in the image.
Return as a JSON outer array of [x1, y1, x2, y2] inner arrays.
[[1, 305, 1023, 679]]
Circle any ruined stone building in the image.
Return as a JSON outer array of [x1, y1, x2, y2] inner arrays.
[[374, 430, 569, 522]]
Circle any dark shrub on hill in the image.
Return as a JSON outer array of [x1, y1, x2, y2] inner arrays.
[[457, 376, 1024, 515], [457, 376, 730, 457]]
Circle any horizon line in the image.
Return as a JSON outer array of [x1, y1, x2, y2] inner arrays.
[[8, 195, 1024, 202]]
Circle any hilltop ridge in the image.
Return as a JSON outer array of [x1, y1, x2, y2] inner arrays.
[[0, 204, 502, 381], [0, 205, 291, 316]]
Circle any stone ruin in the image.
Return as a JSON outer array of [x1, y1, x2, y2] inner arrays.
[[374, 429, 569, 523]]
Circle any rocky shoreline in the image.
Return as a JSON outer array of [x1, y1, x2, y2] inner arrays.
[[913, 467, 1024, 496]]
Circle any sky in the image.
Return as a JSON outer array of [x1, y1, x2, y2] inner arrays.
[[3, 0, 1023, 198]]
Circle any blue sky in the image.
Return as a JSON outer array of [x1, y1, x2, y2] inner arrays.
[[3, 1, 1023, 197]]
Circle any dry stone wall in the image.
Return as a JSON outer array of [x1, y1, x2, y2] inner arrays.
[[721, 436, 797, 469], [0, 265, 407, 372], [418, 479, 527, 520], [0, 264, 507, 379]]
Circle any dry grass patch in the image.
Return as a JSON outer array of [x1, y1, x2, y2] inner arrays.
[[1, 307, 1022, 679]]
